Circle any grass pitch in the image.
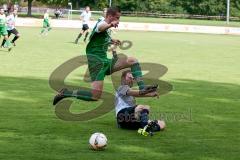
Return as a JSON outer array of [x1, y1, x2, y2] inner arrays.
[[0, 27, 239, 160]]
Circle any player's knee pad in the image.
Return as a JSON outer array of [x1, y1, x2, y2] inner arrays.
[[127, 57, 138, 65]]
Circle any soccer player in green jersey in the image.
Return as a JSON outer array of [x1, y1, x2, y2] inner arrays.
[[40, 9, 52, 35], [53, 7, 158, 105], [0, 8, 12, 51]]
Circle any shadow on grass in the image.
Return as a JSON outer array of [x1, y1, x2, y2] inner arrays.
[[66, 41, 78, 44], [0, 49, 10, 53], [0, 76, 239, 122], [0, 76, 239, 159]]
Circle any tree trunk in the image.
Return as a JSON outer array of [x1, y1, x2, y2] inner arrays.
[[76, 0, 79, 9], [27, 0, 32, 16]]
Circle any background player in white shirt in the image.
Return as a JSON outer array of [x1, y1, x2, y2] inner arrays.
[[1, 9, 20, 47], [75, 6, 92, 44]]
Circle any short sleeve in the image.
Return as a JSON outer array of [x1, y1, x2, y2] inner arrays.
[[95, 20, 107, 33], [118, 85, 130, 96], [80, 12, 84, 17], [6, 16, 10, 21]]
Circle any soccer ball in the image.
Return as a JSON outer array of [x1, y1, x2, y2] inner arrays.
[[89, 133, 107, 150]]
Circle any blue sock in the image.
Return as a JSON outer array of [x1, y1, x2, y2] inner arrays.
[[140, 109, 149, 128]]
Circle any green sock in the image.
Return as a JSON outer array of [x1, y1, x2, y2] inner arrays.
[[63, 89, 96, 101], [131, 62, 145, 90], [40, 28, 45, 34], [4, 40, 11, 48], [48, 27, 52, 31]]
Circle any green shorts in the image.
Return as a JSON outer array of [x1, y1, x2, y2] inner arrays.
[[87, 54, 118, 81], [0, 26, 8, 36], [43, 20, 50, 28]]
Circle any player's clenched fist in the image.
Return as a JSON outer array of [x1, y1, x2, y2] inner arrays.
[[110, 20, 119, 28], [111, 39, 121, 46]]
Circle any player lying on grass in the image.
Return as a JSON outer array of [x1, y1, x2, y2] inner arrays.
[[0, 8, 12, 51], [40, 9, 52, 36], [115, 70, 165, 136], [1, 9, 20, 47], [53, 7, 158, 105]]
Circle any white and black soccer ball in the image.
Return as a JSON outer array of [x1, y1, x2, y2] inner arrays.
[[89, 133, 107, 150]]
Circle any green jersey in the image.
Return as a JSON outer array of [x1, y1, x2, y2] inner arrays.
[[86, 20, 112, 59], [0, 14, 6, 27], [86, 20, 118, 81], [42, 13, 50, 28]]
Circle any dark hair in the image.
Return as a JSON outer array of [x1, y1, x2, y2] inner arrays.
[[121, 70, 131, 84], [8, 8, 14, 13], [106, 7, 121, 16]]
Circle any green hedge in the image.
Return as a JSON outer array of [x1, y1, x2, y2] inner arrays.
[[85, 0, 240, 17]]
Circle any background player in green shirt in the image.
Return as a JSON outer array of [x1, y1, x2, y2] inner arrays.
[[53, 7, 158, 105], [0, 8, 12, 51], [40, 9, 52, 35]]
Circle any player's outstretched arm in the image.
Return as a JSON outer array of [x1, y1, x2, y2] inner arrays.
[[127, 89, 159, 98], [98, 20, 119, 32]]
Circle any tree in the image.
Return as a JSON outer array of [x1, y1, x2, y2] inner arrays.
[[235, 0, 240, 10], [27, 0, 33, 16], [7, 0, 240, 17], [39, 0, 68, 7], [26, 0, 68, 16]]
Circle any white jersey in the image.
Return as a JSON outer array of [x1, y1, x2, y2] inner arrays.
[[44, 13, 49, 20], [115, 85, 136, 116], [80, 11, 91, 25], [6, 14, 15, 30]]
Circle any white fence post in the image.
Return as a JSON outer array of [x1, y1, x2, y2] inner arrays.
[[227, 0, 230, 24]]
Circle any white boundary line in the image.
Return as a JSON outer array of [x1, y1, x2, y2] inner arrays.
[[16, 18, 240, 35]]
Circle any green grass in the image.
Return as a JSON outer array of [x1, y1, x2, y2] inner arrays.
[[18, 12, 240, 27], [0, 27, 240, 160]]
